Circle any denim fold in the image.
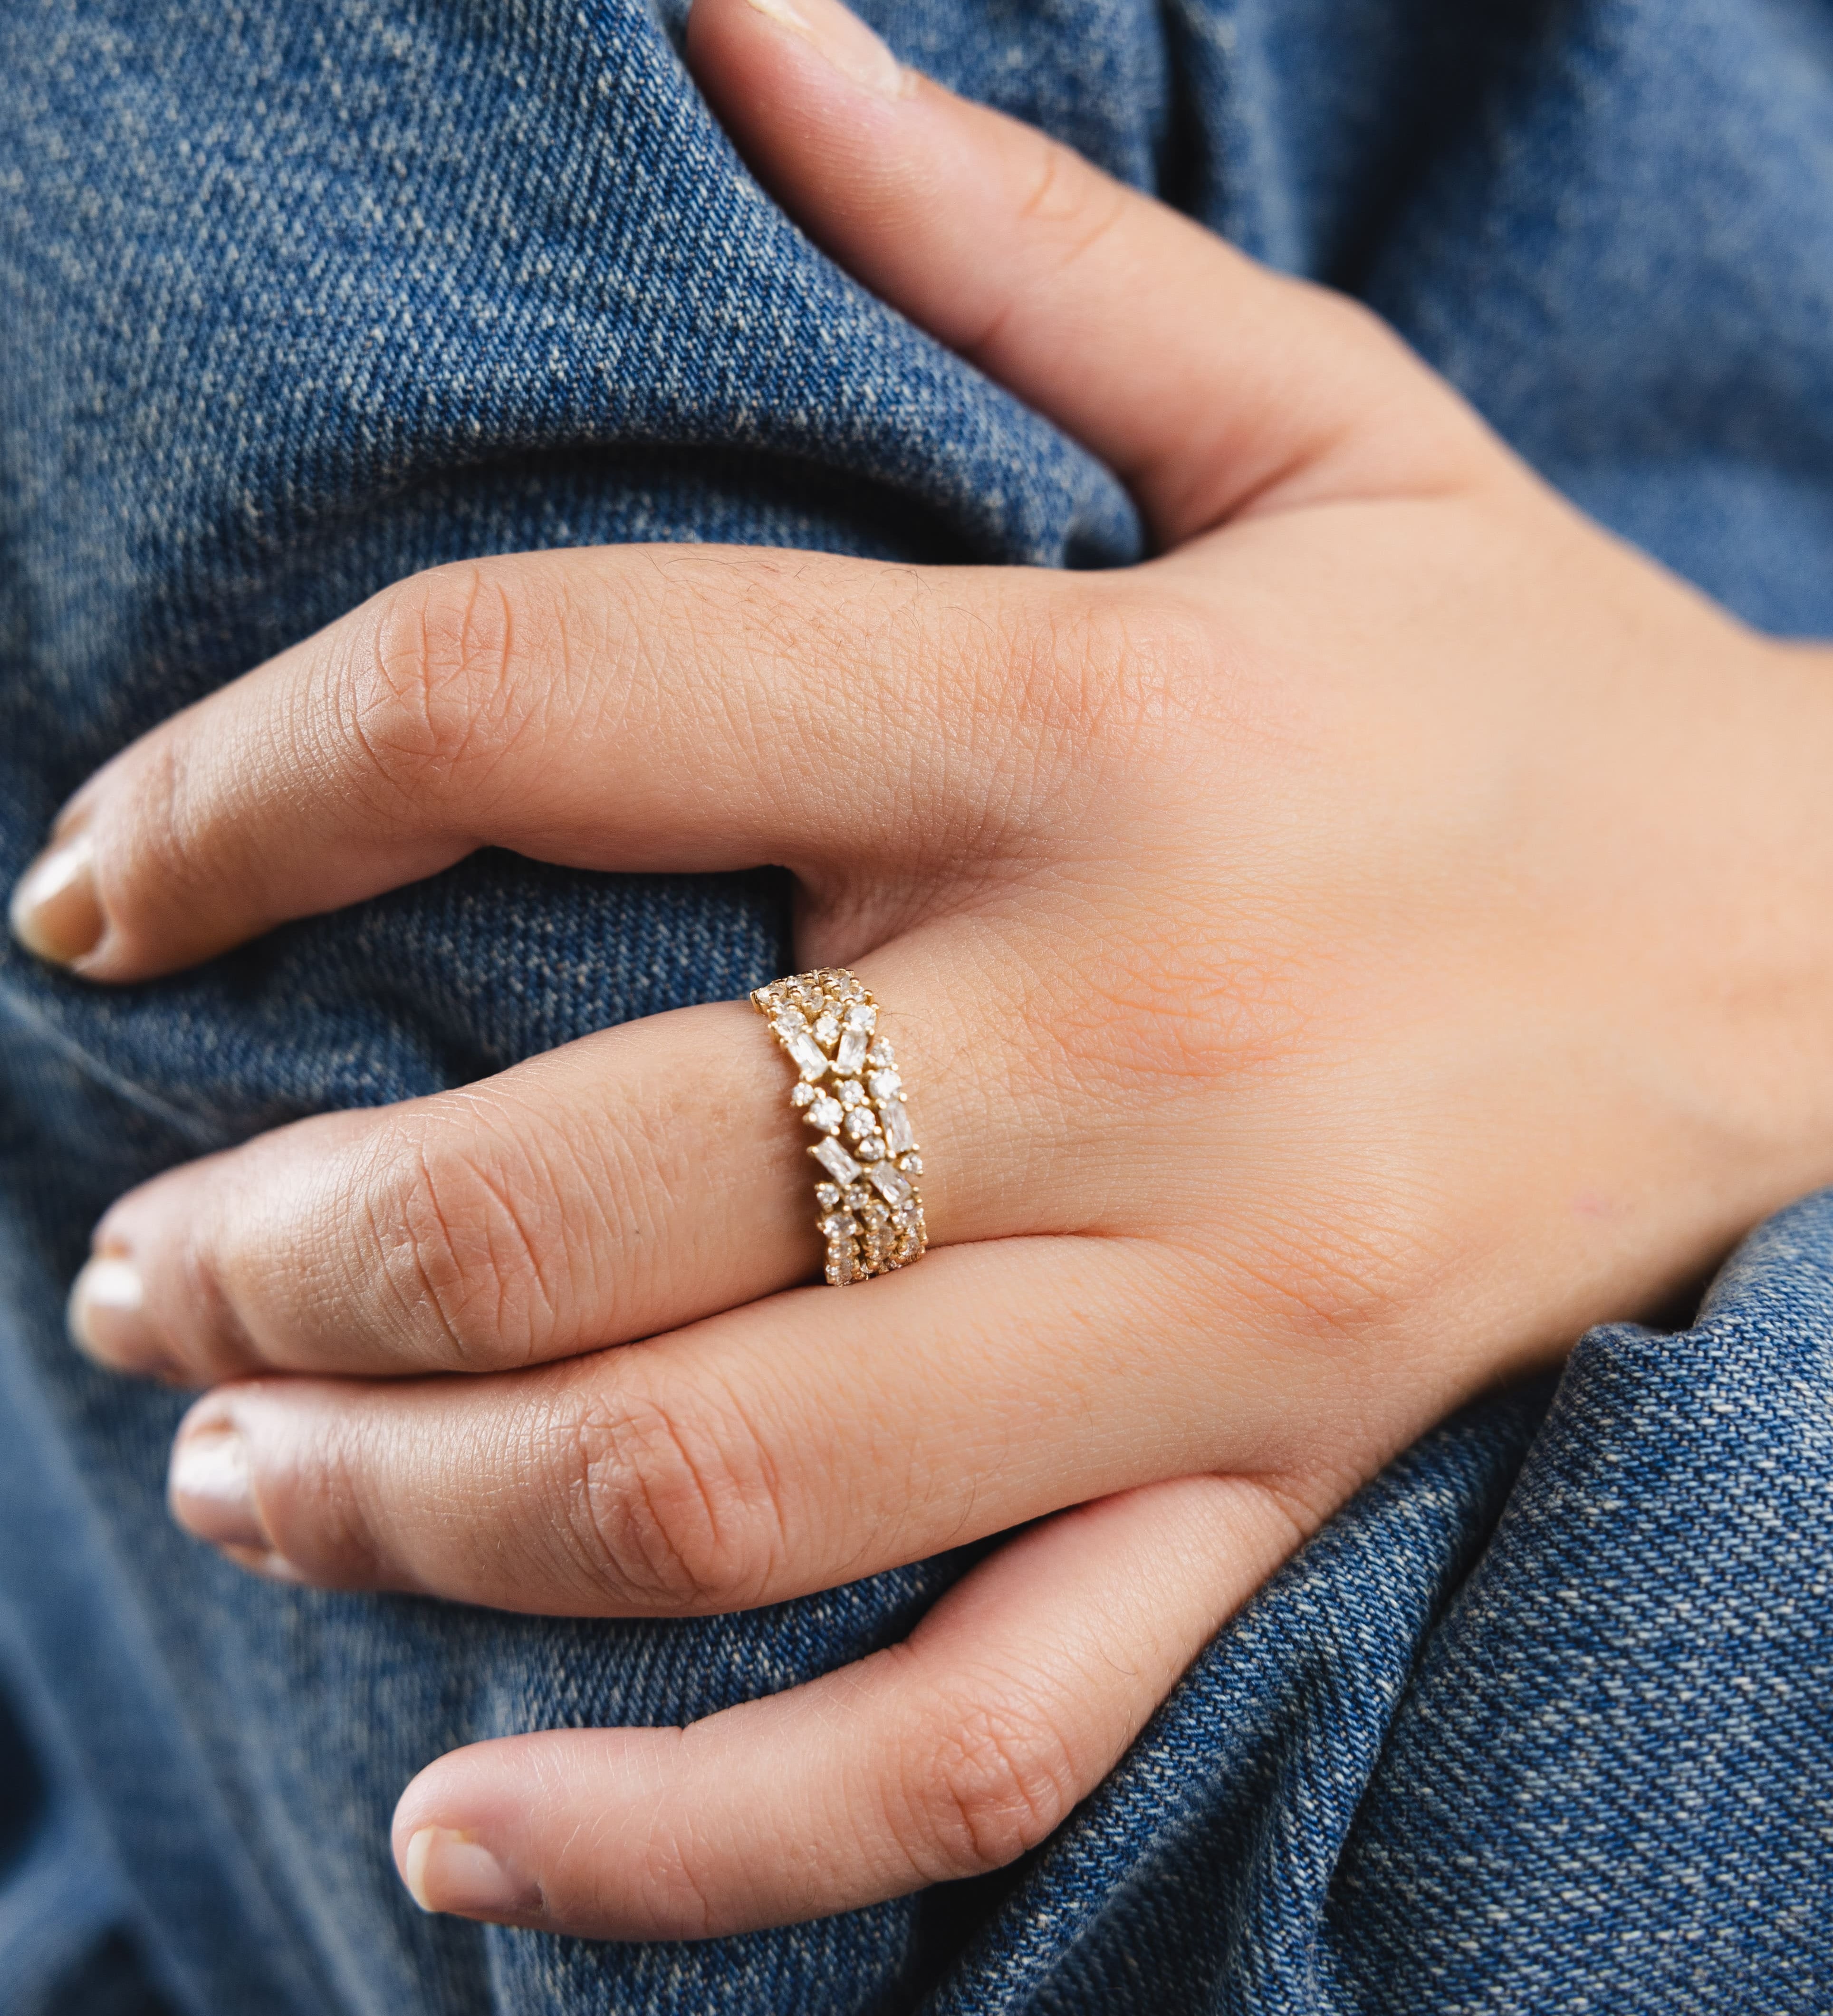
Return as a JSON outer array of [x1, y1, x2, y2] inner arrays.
[[2, 1, 1829, 2008]]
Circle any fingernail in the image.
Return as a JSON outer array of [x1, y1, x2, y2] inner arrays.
[[746, 0, 909, 98], [67, 1255, 176, 1378], [402, 1827, 544, 1921], [169, 1421, 274, 1554], [9, 831, 103, 966]]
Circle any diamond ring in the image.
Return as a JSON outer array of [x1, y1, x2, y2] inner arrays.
[[751, 968, 928, 1286]]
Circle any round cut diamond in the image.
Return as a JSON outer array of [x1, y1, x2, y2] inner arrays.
[[855, 1135, 884, 1161], [866, 1039, 895, 1068], [837, 1077, 869, 1108], [805, 1095, 844, 1133], [814, 1182, 842, 1210], [790, 1082, 816, 1108], [812, 1012, 841, 1049]]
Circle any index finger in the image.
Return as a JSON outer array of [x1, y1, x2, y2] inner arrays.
[[10, 544, 1094, 980]]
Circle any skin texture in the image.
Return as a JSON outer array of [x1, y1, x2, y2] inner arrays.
[[13, 0, 1833, 1941]]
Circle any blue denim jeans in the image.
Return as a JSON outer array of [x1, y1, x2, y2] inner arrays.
[[2, 1, 1830, 2010]]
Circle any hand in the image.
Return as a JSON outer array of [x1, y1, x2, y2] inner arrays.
[[16, 0, 1833, 1941]]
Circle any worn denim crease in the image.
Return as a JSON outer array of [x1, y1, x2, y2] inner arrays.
[[1, 0, 1830, 2011]]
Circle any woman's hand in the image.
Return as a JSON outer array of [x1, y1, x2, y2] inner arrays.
[[15, 0, 1833, 1941]]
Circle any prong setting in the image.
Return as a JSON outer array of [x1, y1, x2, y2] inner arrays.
[[751, 967, 930, 1284]]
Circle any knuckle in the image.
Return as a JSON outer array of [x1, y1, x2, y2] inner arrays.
[[1308, 282, 1417, 371], [869, 578, 1215, 880], [257, 1404, 385, 1584], [165, 1171, 268, 1378], [1287, 281, 1466, 442], [109, 721, 226, 909], [995, 582, 1208, 772], [335, 559, 529, 802], [900, 1688, 1082, 1880], [355, 1119, 560, 1372], [1224, 1181, 1455, 1361], [562, 1376, 787, 1613], [1012, 129, 1129, 274], [1295, 277, 1386, 347]]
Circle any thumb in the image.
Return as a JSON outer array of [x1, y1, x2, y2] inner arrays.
[[685, 0, 1493, 546]]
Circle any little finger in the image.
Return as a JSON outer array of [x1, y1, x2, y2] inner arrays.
[[387, 1473, 1312, 1938]]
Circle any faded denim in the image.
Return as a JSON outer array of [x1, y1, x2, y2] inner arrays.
[[1, 0, 1830, 2010]]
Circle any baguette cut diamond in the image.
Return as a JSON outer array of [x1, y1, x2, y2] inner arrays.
[[784, 1029, 829, 1080], [754, 968, 928, 1286], [880, 1100, 917, 1154], [811, 1136, 863, 1186]]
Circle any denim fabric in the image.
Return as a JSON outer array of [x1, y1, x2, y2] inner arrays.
[[936, 1202, 1833, 2010], [1, 0, 1830, 2010]]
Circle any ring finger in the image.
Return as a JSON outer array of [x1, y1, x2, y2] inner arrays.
[[68, 922, 1104, 1387]]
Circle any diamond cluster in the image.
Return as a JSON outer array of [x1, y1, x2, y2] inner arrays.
[[751, 967, 929, 1286]]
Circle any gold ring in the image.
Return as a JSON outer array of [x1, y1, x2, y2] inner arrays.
[[750, 968, 929, 1286]]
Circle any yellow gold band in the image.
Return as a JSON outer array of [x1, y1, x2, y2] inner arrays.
[[750, 968, 929, 1286]]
